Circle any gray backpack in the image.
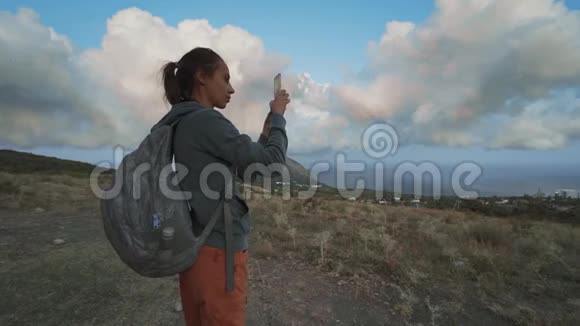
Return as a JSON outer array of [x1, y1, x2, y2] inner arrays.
[[100, 112, 221, 278]]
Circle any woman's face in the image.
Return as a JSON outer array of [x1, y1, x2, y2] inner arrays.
[[206, 61, 235, 109]]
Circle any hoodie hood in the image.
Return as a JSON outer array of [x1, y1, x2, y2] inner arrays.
[[150, 100, 208, 132]]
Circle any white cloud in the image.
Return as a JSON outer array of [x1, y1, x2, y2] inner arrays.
[[2, 1, 580, 154], [492, 92, 580, 149], [0, 8, 141, 148], [0, 7, 331, 153], [80, 7, 295, 136], [336, 0, 580, 150]]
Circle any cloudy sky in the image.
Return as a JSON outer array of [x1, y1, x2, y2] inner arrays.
[[1, 0, 580, 169]]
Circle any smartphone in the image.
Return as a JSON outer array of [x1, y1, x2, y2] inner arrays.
[[274, 73, 281, 97]]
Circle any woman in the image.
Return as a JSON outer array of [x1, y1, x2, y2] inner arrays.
[[155, 47, 290, 325]]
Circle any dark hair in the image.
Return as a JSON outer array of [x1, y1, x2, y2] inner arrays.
[[161, 47, 223, 105]]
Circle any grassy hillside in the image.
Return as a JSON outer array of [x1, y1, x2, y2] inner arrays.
[[1, 192, 579, 324], [0, 150, 114, 209], [247, 195, 580, 324], [0, 149, 112, 178], [0, 150, 579, 324], [0, 149, 316, 209]]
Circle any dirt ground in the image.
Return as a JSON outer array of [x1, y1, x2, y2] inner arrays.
[[0, 207, 577, 325]]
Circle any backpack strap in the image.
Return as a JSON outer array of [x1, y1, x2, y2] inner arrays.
[[169, 109, 206, 164], [191, 199, 223, 257], [224, 196, 234, 292]]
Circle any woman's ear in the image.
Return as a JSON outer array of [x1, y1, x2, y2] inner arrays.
[[195, 71, 207, 86]]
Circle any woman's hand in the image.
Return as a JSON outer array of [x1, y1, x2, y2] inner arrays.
[[269, 89, 290, 115]]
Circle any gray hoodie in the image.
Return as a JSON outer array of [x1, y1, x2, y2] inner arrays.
[[151, 100, 288, 252]]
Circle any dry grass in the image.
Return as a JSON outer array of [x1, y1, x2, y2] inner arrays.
[[246, 196, 580, 324], [1, 173, 578, 324], [252, 239, 276, 258], [0, 172, 106, 209], [0, 237, 181, 325]]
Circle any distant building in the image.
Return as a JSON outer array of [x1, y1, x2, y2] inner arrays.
[[534, 188, 545, 198], [555, 189, 580, 199]]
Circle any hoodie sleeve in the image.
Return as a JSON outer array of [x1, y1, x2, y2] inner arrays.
[[258, 133, 268, 146], [197, 110, 288, 175]]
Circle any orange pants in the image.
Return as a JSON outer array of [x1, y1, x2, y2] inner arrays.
[[179, 245, 248, 326]]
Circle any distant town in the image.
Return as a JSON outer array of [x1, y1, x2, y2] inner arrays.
[[245, 179, 580, 224]]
